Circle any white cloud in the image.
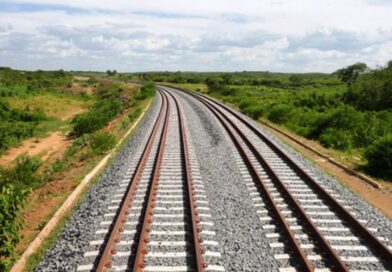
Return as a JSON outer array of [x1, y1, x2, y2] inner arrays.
[[0, 0, 391, 71]]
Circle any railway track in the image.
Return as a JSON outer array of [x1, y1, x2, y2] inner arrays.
[[161, 86, 392, 272], [75, 85, 391, 272], [77, 90, 224, 272]]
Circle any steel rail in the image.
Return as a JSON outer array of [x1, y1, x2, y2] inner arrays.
[[165, 89, 207, 271], [173, 88, 315, 271], [192, 90, 392, 264], [133, 90, 204, 271], [133, 90, 172, 271], [188, 91, 348, 271], [96, 92, 168, 271]]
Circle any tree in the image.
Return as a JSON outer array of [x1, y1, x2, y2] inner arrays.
[[289, 75, 303, 87], [334, 62, 368, 86], [106, 70, 117, 76], [343, 61, 392, 110]]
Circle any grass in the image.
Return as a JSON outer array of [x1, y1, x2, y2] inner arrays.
[[5, 92, 92, 121], [160, 82, 208, 93]]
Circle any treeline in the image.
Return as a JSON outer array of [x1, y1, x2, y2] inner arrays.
[[140, 71, 340, 88], [0, 67, 73, 96]]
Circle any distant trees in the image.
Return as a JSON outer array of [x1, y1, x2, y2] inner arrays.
[[106, 70, 117, 76], [343, 62, 392, 111], [288, 75, 303, 87], [205, 77, 234, 95], [334, 62, 368, 86]]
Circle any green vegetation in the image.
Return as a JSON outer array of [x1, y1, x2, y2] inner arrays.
[[71, 100, 123, 135], [0, 156, 42, 270], [344, 61, 392, 111], [143, 63, 392, 180], [135, 82, 156, 100], [0, 68, 91, 155], [0, 68, 155, 270], [0, 68, 73, 96], [90, 132, 116, 154], [0, 100, 48, 153], [365, 135, 392, 178]]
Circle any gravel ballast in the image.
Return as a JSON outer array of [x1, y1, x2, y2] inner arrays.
[[35, 88, 392, 272], [173, 90, 281, 271]]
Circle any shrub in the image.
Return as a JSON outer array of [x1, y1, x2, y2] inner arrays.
[[268, 104, 292, 124], [90, 132, 116, 154], [135, 82, 155, 100], [0, 100, 48, 153], [365, 134, 392, 178], [0, 155, 42, 189], [309, 105, 363, 147], [319, 128, 353, 150], [0, 184, 28, 270], [0, 155, 41, 269], [129, 108, 142, 122], [242, 105, 264, 119], [72, 100, 123, 135], [72, 114, 106, 136]]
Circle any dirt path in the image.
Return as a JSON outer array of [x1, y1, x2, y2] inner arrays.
[[0, 132, 71, 165], [260, 121, 392, 219]]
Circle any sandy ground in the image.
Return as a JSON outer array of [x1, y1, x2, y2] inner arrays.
[[12, 98, 151, 259], [261, 121, 392, 219], [59, 108, 85, 121], [0, 132, 71, 166]]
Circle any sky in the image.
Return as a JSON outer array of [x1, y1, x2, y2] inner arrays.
[[0, 0, 391, 72]]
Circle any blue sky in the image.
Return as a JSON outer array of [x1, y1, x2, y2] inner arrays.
[[0, 0, 391, 72]]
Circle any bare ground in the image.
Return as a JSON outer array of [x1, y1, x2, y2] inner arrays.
[[0, 132, 71, 166]]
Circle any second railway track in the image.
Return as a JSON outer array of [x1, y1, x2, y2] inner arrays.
[[161, 86, 392, 272]]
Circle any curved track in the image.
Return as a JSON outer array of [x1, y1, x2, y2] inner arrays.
[[77, 90, 224, 272], [162, 86, 392, 272], [75, 86, 391, 272]]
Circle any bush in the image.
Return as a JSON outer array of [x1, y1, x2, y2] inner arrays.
[[268, 104, 292, 124], [0, 184, 28, 270], [129, 108, 142, 122], [72, 100, 123, 135], [319, 128, 353, 150], [365, 135, 392, 178], [0, 99, 48, 153], [0, 155, 42, 190], [90, 132, 116, 154], [0, 155, 41, 269], [135, 82, 155, 100], [242, 105, 264, 119]]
